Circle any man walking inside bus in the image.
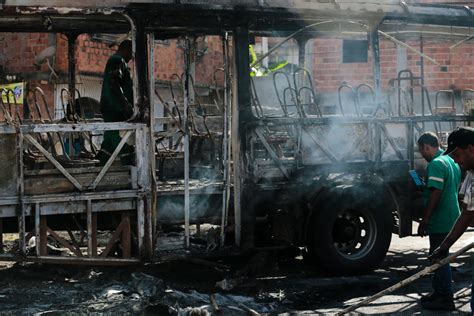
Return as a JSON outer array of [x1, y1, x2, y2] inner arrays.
[[417, 132, 461, 310], [96, 40, 135, 165]]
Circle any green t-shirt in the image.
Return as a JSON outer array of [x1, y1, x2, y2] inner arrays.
[[100, 54, 133, 122], [424, 149, 461, 234]]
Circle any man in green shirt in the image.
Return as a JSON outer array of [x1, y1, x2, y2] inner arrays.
[[96, 40, 134, 165], [417, 132, 461, 310], [429, 126, 474, 313]]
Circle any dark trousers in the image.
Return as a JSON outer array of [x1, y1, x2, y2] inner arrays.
[[429, 233, 453, 298]]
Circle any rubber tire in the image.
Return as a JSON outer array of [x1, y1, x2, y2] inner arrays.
[[308, 189, 393, 275]]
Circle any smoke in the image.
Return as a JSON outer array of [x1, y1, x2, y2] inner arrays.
[[156, 190, 222, 224], [299, 123, 370, 164]]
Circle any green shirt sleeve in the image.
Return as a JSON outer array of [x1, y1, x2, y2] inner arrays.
[[426, 159, 445, 191]]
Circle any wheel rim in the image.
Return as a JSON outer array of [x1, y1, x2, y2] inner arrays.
[[332, 208, 377, 260]]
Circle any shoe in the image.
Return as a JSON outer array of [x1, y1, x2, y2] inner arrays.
[[420, 292, 441, 303], [421, 296, 455, 311]]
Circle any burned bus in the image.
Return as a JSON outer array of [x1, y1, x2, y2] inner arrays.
[[0, 1, 472, 274]]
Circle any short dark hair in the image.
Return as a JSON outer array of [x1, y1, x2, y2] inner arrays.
[[417, 132, 439, 148], [118, 40, 132, 51]]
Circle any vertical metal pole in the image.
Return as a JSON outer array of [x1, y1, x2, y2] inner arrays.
[[420, 35, 425, 88], [35, 202, 40, 257], [86, 199, 93, 257], [297, 37, 309, 105], [137, 197, 145, 256], [123, 14, 139, 109], [0, 219, 3, 254], [40, 215, 47, 255], [408, 121, 415, 169], [17, 132, 26, 255], [135, 21, 150, 110], [67, 33, 77, 156], [121, 212, 131, 258], [132, 18, 153, 258], [91, 213, 97, 256], [220, 33, 231, 246], [135, 126, 151, 258], [183, 37, 191, 248], [261, 37, 268, 69], [370, 27, 382, 109], [232, 34, 242, 248], [67, 34, 78, 100], [189, 37, 196, 105], [420, 35, 425, 125], [233, 27, 254, 250], [148, 33, 157, 256], [370, 27, 383, 163], [134, 22, 153, 257]]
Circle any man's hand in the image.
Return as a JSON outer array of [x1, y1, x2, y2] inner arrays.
[[428, 246, 449, 263], [417, 220, 427, 237]]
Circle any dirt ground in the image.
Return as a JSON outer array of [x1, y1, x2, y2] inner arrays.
[[0, 229, 473, 315]]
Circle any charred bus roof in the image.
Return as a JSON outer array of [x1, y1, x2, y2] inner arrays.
[[0, 1, 471, 36]]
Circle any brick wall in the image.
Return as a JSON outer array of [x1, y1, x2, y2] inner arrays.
[[54, 34, 116, 75], [76, 35, 116, 74], [0, 33, 57, 109], [0, 12, 473, 113], [0, 33, 49, 75], [195, 36, 224, 85], [312, 37, 474, 93], [154, 40, 183, 81], [153, 37, 224, 86]]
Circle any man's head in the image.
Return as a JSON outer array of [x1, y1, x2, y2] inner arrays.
[[417, 132, 439, 162], [117, 40, 133, 63], [444, 126, 474, 170]]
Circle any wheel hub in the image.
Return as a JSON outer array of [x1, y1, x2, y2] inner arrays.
[[332, 209, 377, 260]]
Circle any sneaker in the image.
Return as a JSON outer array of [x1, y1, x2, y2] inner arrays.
[[421, 296, 455, 311]]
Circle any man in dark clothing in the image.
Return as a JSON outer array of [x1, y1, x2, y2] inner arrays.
[[417, 132, 461, 311], [96, 40, 134, 165]]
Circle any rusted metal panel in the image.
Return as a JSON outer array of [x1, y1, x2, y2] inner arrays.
[[0, 219, 3, 253], [24, 170, 133, 195], [0, 122, 147, 135], [0, 134, 17, 196], [5, 1, 124, 6], [121, 212, 131, 258], [0, 254, 140, 265], [39, 199, 136, 215]]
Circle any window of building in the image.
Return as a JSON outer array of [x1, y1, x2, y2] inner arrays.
[[342, 40, 368, 63]]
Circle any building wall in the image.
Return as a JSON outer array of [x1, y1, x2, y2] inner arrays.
[[312, 38, 474, 93], [51, 34, 117, 76], [0, 33, 49, 75], [313, 39, 474, 91]]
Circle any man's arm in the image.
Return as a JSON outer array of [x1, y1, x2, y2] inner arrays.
[[110, 71, 133, 119], [418, 188, 442, 237], [429, 210, 474, 261]]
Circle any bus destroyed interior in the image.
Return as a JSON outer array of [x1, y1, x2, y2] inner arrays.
[[0, 1, 472, 275]]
